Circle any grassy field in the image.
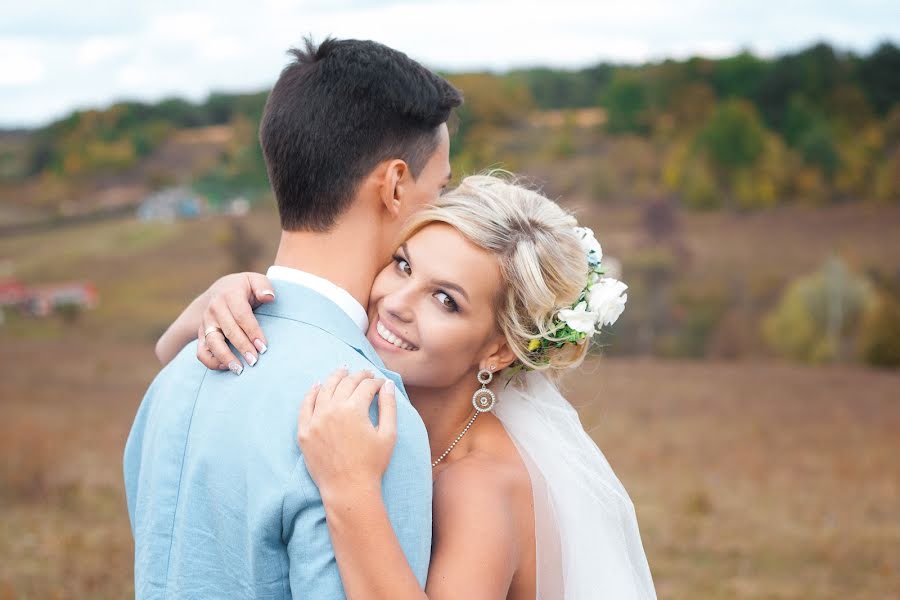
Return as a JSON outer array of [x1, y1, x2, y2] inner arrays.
[[1, 202, 898, 598]]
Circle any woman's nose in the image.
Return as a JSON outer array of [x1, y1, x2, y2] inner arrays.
[[382, 289, 415, 324]]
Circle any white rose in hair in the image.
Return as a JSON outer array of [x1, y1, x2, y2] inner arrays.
[[588, 278, 628, 326], [575, 227, 603, 262], [557, 301, 599, 334]]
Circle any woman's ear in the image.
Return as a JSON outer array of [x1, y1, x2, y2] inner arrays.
[[380, 159, 409, 219], [480, 337, 518, 373]]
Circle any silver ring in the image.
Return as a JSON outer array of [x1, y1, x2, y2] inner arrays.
[[204, 325, 224, 338]]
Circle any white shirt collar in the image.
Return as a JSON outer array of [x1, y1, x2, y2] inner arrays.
[[265, 265, 369, 333]]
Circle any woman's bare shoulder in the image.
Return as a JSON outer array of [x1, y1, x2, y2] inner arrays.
[[428, 452, 521, 577], [433, 435, 532, 517]]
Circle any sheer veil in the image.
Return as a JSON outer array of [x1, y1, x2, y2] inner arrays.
[[493, 371, 657, 599]]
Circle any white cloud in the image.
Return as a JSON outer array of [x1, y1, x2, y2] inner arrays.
[[76, 37, 130, 68], [0, 39, 47, 86]]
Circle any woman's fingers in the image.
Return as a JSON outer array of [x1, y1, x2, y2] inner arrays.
[[214, 295, 259, 367], [232, 272, 273, 354], [247, 273, 276, 310], [298, 382, 321, 442], [376, 380, 397, 444], [196, 325, 227, 370], [317, 367, 349, 404], [348, 378, 386, 406], [333, 369, 375, 402], [202, 311, 241, 374]]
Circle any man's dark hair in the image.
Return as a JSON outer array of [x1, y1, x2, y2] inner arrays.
[[259, 38, 463, 231]]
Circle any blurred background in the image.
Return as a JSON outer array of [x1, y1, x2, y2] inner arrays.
[[1, 1, 898, 598]]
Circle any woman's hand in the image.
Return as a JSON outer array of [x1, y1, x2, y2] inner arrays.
[[155, 271, 275, 368], [196, 272, 275, 374], [298, 369, 398, 500]]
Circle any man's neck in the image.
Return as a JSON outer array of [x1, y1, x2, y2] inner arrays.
[[272, 222, 383, 311]]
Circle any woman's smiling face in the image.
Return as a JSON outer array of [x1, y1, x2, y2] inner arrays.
[[365, 223, 506, 389]]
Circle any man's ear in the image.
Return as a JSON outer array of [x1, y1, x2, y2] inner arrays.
[[380, 159, 409, 219], [480, 336, 518, 373]]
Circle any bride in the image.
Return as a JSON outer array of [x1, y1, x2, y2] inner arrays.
[[157, 173, 657, 599]]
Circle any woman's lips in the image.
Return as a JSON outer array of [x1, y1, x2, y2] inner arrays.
[[374, 319, 418, 351]]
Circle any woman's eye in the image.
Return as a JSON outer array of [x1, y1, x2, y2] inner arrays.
[[435, 291, 458, 312], [394, 256, 411, 275]]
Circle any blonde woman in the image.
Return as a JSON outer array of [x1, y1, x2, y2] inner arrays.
[[159, 174, 655, 599]]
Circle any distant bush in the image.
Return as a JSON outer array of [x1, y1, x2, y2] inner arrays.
[[659, 282, 730, 358], [55, 301, 83, 324], [858, 291, 900, 368], [680, 158, 721, 210], [762, 257, 873, 363]]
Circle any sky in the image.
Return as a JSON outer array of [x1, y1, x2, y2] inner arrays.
[[2, 0, 898, 128]]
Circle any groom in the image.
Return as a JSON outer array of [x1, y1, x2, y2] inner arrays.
[[124, 38, 462, 598]]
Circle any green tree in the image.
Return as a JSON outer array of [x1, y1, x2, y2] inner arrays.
[[695, 99, 766, 210], [445, 73, 533, 171], [858, 42, 900, 115], [710, 51, 767, 99], [782, 95, 841, 179], [603, 71, 650, 134]]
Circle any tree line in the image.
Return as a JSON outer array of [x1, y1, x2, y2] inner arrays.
[[12, 41, 900, 209]]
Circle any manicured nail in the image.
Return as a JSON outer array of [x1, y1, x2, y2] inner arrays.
[[218, 363, 226, 370], [384, 380, 395, 393], [260, 290, 275, 299], [228, 361, 243, 376], [254, 339, 268, 354], [244, 352, 257, 367]]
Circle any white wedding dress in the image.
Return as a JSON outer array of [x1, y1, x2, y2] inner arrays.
[[493, 371, 657, 599]]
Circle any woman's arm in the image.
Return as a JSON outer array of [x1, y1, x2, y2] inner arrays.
[[155, 272, 275, 369], [299, 371, 518, 600], [155, 288, 211, 365]]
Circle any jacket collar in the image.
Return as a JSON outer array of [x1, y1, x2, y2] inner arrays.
[[255, 279, 407, 397]]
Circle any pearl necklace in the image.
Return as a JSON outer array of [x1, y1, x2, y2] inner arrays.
[[431, 410, 479, 468]]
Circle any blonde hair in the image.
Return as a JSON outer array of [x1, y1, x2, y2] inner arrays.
[[401, 172, 591, 375]]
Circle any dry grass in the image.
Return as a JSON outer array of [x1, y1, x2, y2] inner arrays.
[[1, 338, 897, 598], [0, 339, 151, 599], [569, 357, 900, 598]]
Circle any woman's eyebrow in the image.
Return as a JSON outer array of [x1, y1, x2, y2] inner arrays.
[[432, 279, 469, 302]]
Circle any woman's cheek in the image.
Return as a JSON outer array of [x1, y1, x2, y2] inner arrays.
[[422, 320, 476, 382]]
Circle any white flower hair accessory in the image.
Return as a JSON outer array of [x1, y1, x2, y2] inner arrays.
[[525, 226, 628, 363]]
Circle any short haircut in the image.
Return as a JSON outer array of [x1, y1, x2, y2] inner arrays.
[[259, 37, 463, 231]]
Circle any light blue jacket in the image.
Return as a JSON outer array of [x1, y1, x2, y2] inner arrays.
[[124, 281, 432, 599]]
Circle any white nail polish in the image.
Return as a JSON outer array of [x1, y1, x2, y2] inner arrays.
[[244, 352, 257, 367], [254, 339, 268, 354], [228, 361, 243, 376]]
